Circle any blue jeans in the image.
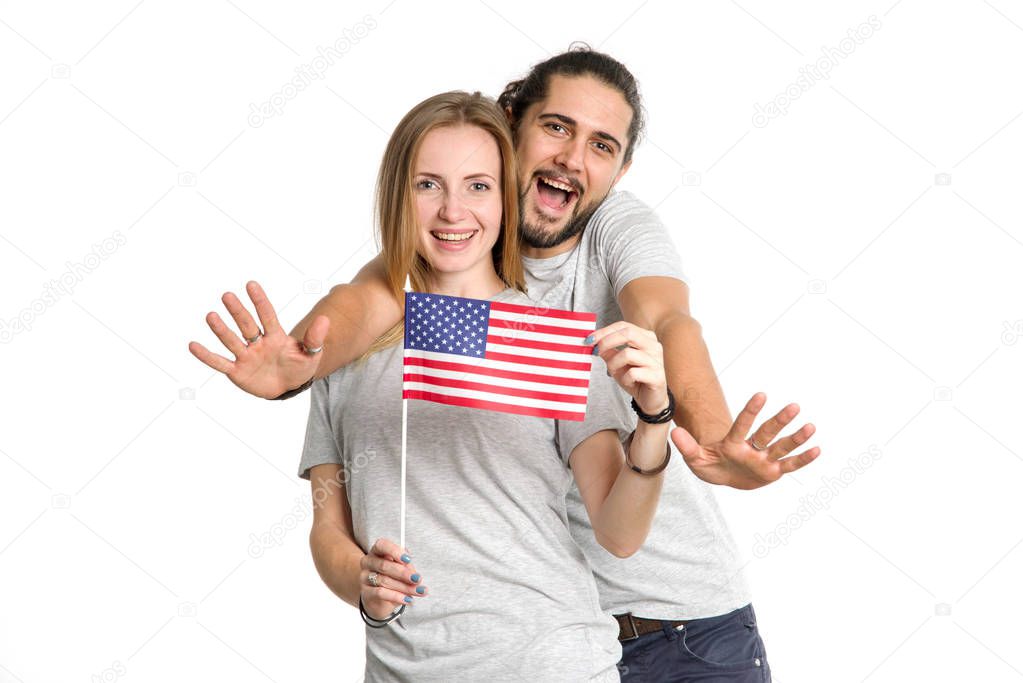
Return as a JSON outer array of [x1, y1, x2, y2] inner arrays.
[[618, 604, 771, 682]]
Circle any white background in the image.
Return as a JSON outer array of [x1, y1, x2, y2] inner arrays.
[[1, 1, 1021, 681]]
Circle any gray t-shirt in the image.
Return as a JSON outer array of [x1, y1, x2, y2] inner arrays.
[[299, 287, 633, 682], [521, 188, 753, 620]]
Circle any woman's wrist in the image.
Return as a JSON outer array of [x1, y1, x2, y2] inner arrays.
[[626, 423, 672, 472]]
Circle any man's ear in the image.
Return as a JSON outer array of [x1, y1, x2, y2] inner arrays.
[[611, 159, 632, 188]]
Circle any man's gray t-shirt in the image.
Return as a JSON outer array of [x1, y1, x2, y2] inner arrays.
[[521, 188, 753, 620], [299, 287, 633, 682]]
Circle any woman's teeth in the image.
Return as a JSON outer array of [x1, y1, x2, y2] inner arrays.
[[432, 230, 477, 242]]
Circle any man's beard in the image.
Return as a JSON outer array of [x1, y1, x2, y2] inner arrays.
[[518, 191, 602, 249]]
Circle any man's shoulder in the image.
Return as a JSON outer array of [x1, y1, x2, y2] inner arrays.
[[590, 189, 657, 222]]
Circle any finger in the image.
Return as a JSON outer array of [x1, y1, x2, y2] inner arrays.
[[188, 341, 235, 375], [362, 570, 427, 596], [246, 281, 284, 336], [670, 426, 699, 459], [604, 346, 657, 377], [370, 537, 412, 564], [725, 392, 767, 443], [748, 403, 800, 451], [222, 291, 262, 341], [205, 311, 248, 358], [767, 423, 816, 462], [778, 446, 821, 474], [362, 554, 419, 583], [302, 314, 330, 353], [593, 323, 656, 357], [363, 587, 414, 617]]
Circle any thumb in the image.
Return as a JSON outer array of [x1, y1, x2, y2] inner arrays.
[[302, 315, 330, 355], [670, 426, 699, 459]]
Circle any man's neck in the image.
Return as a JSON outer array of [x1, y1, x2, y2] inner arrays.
[[520, 233, 583, 260]]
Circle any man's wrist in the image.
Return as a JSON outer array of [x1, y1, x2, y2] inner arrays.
[[272, 375, 315, 400]]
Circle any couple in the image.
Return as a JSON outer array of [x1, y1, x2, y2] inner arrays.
[[190, 47, 820, 681]]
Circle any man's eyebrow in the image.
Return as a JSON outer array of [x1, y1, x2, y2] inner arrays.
[[538, 113, 622, 153]]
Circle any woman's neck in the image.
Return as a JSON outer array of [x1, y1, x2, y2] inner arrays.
[[424, 264, 506, 300]]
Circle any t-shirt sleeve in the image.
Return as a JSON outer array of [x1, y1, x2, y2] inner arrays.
[[555, 357, 636, 468], [297, 377, 342, 480], [590, 190, 689, 298]]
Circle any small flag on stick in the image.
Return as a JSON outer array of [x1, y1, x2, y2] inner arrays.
[[402, 292, 598, 421]]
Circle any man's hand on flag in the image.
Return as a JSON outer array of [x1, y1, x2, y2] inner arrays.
[[360, 538, 427, 620], [189, 280, 329, 399]]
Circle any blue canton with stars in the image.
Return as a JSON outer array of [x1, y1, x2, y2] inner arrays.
[[404, 292, 491, 358]]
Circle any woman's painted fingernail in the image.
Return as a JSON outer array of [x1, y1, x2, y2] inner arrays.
[[400, 554, 411, 563], [583, 334, 594, 345], [416, 586, 426, 594], [591, 345, 600, 355], [410, 573, 421, 583], [404, 596, 413, 603]]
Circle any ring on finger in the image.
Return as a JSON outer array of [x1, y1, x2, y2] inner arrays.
[[302, 343, 323, 355], [367, 571, 381, 588], [748, 436, 768, 451], [245, 331, 263, 344]]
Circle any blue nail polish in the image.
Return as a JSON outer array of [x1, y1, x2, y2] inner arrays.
[[400, 554, 411, 563], [410, 573, 421, 583], [404, 596, 413, 603], [416, 586, 425, 594], [583, 334, 594, 345], [591, 345, 600, 355]]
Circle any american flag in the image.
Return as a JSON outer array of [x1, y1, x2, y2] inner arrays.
[[402, 292, 598, 421]]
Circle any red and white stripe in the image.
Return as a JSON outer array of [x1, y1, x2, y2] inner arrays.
[[403, 300, 597, 421]]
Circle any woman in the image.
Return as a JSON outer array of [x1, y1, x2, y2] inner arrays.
[[298, 91, 672, 680]]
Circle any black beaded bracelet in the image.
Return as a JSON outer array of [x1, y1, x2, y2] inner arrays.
[[271, 376, 315, 400], [359, 596, 405, 628], [630, 387, 675, 424]]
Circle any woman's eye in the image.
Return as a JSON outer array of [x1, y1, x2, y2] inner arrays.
[[416, 179, 437, 190], [469, 182, 489, 191]]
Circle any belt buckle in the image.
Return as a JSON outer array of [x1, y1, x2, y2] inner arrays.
[[619, 612, 640, 642]]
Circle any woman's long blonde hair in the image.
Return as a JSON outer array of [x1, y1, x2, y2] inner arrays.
[[363, 91, 525, 357]]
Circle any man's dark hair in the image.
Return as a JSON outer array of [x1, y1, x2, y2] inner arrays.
[[498, 43, 645, 164]]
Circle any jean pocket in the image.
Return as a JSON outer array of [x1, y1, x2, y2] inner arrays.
[[679, 607, 766, 671]]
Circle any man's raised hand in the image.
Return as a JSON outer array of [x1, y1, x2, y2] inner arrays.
[[188, 280, 329, 399]]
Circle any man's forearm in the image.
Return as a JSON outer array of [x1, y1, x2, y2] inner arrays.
[[290, 283, 390, 380], [656, 313, 733, 445], [309, 519, 365, 608]]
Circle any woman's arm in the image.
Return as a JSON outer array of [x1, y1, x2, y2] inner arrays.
[[569, 420, 671, 558], [308, 464, 425, 618]]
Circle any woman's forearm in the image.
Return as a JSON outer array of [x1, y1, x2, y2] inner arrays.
[[591, 421, 670, 558], [309, 519, 366, 608]]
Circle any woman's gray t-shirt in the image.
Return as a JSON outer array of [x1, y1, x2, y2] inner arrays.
[[299, 287, 632, 682]]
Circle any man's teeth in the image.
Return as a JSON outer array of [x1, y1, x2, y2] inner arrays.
[[540, 177, 575, 194], [433, 231, 476, 242]]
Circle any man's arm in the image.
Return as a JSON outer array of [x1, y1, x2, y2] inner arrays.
[[290, 253, 403, 382], [616, 275, 820, 489], [618, 276, 733, 445]]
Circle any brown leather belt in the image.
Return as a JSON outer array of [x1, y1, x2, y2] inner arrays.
[[614, 612, 691, 641]]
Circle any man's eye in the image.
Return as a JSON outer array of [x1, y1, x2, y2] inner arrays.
[[594, 141, 611, 153], [547, 123, 566, 134]]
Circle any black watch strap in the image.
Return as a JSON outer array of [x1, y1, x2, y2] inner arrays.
[[272, 376, 315, 400]]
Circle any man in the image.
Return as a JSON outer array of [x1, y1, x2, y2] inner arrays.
[[190, 46, 820, 681]]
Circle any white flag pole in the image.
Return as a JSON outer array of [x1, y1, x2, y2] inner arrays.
[[400, 274, 411, 553]]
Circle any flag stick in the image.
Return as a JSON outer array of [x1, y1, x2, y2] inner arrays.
[[400, 274, 411, 553]]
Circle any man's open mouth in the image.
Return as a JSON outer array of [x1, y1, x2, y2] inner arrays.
[[535, 175, 580, 211]]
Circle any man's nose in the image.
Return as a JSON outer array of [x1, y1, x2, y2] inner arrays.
[[553, 136, 586, 174]]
